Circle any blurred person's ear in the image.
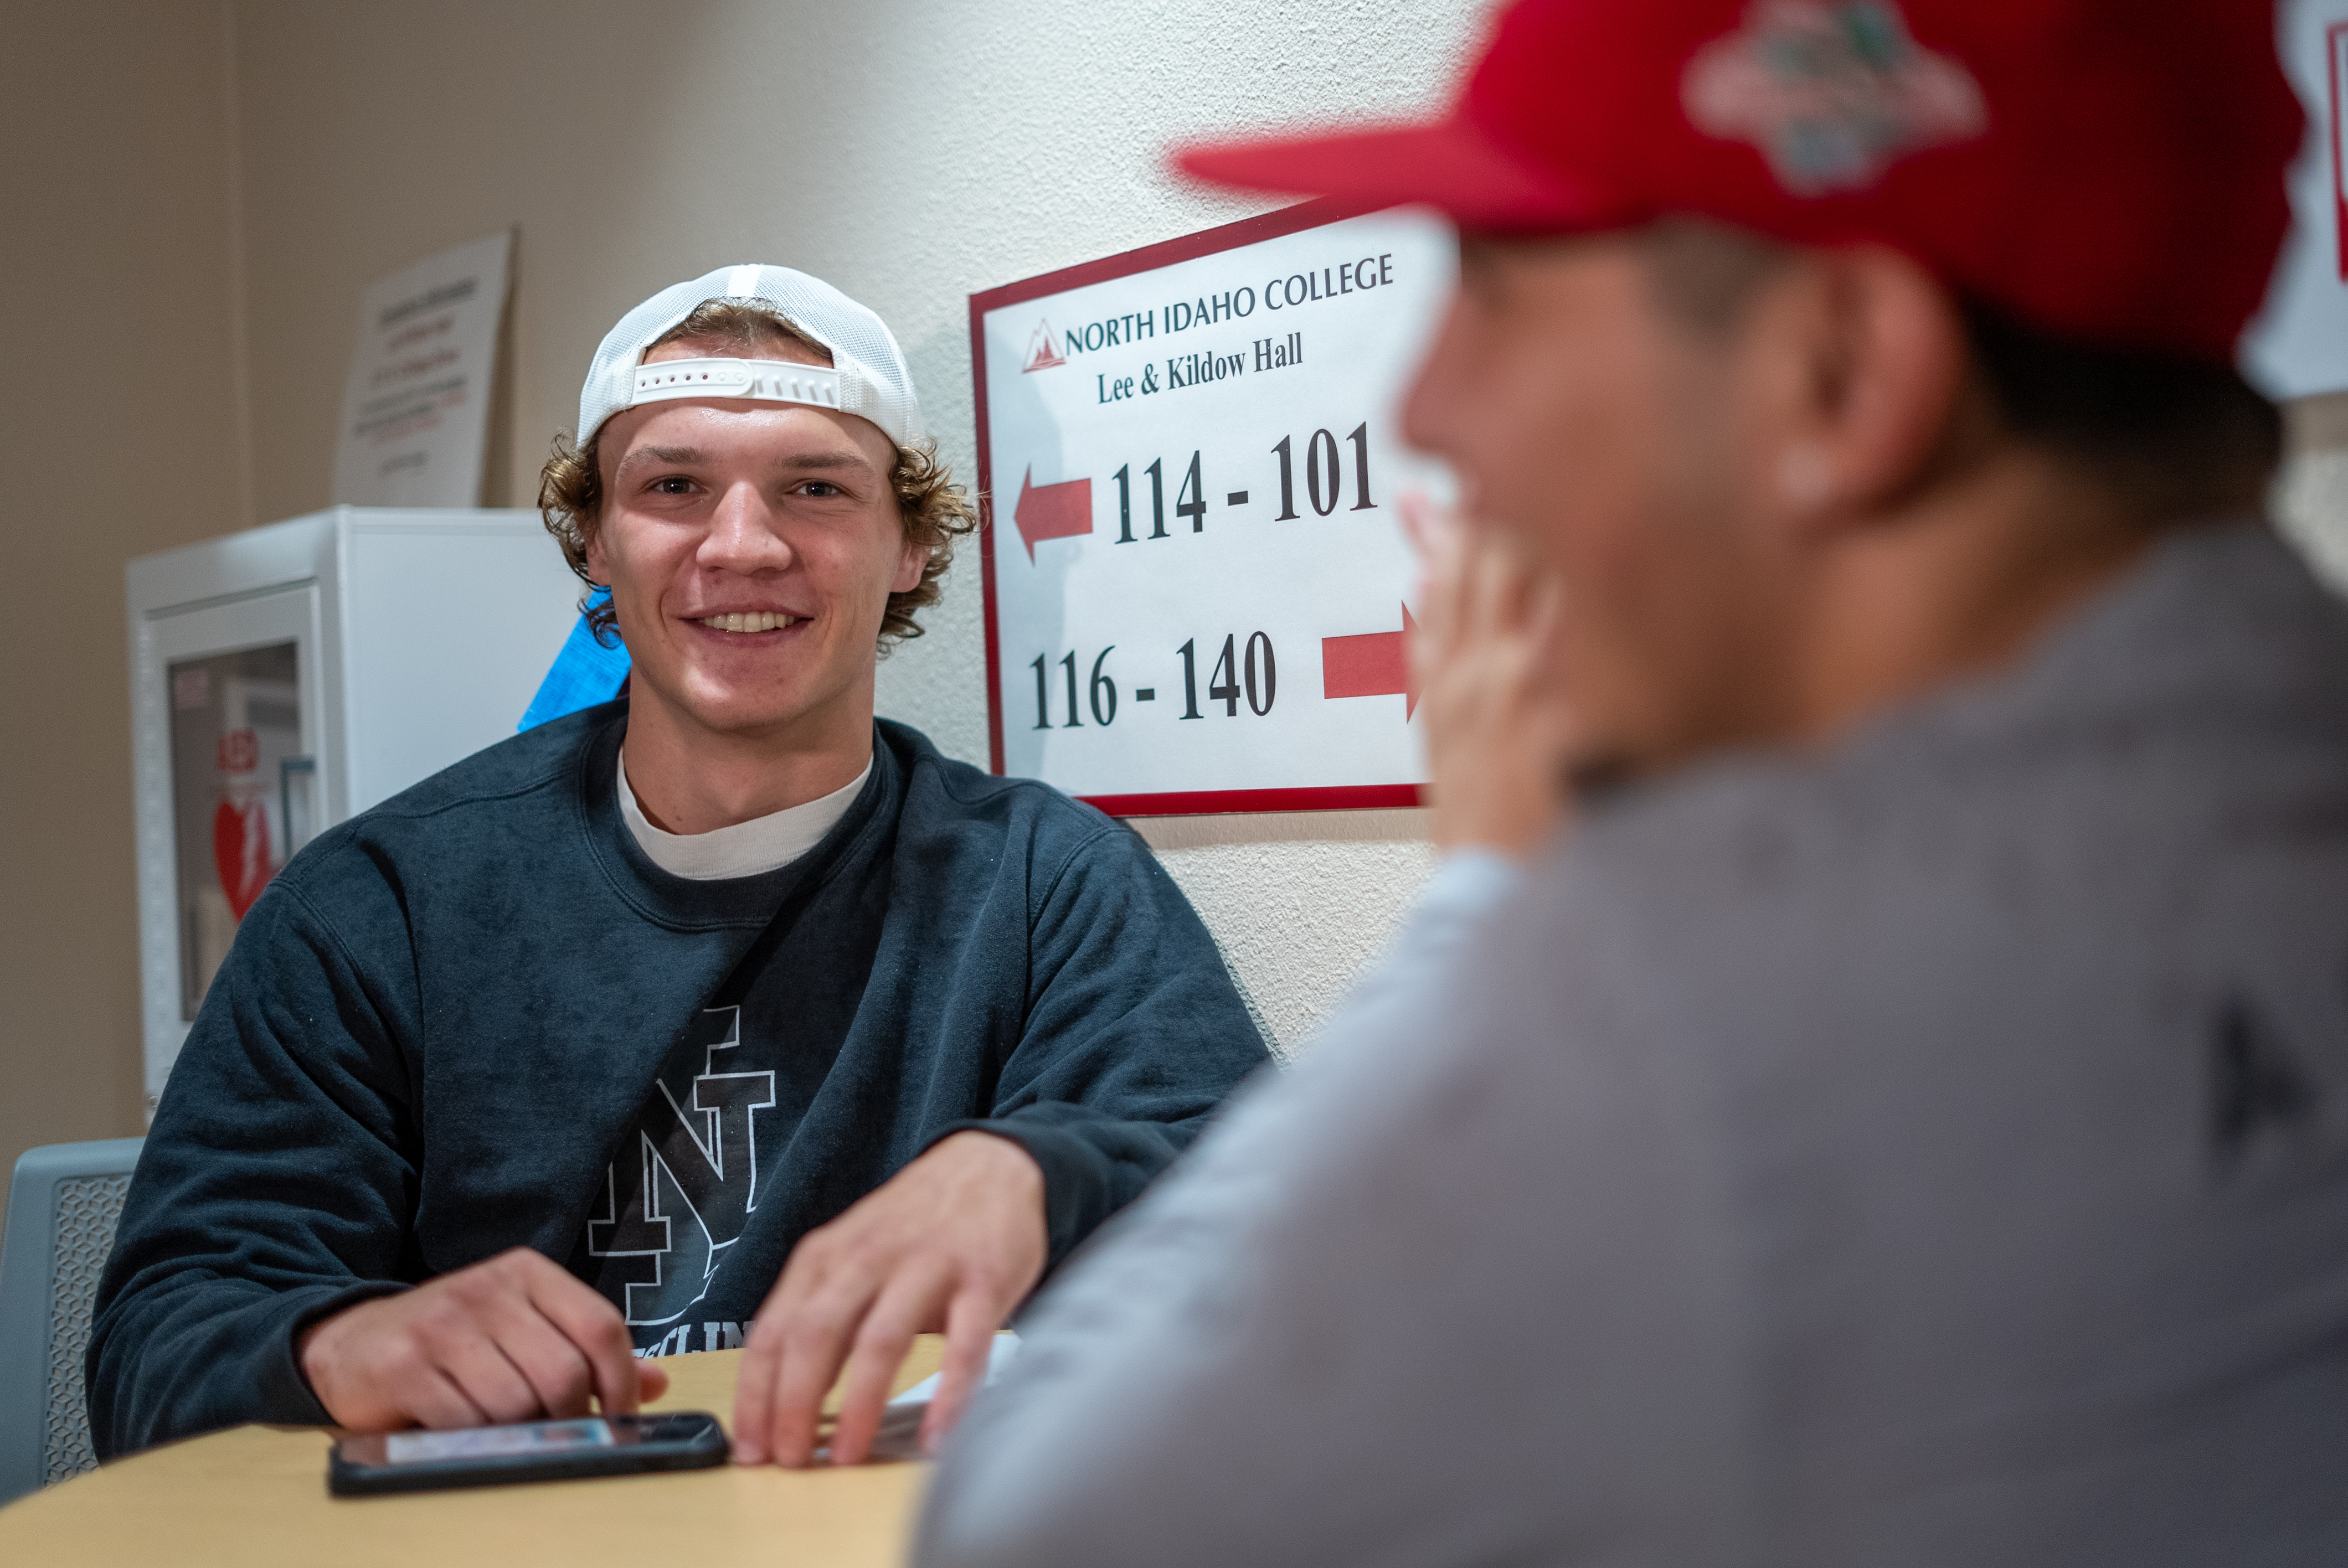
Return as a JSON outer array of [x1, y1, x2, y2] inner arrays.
[[1727, 245, 1979, 539]]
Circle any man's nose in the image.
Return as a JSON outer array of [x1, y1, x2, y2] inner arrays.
[[698, 481, 793, 572]]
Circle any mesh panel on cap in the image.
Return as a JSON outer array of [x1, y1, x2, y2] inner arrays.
[[576, 264, 922, 447]]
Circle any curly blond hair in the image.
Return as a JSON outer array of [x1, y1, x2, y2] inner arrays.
[[539, 299, 976, 649]]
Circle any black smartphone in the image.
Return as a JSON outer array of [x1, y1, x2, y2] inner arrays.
[[328, 1410, 729, 1497]]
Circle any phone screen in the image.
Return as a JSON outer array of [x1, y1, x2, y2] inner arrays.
[[330, 1411, 726, 1495], [382, 1417, 616, 1464]]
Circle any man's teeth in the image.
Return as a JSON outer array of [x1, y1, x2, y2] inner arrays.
[[699, 612, 796, 633]]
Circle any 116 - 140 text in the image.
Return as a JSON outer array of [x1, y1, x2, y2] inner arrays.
[[1030, 633, 1278, 730]]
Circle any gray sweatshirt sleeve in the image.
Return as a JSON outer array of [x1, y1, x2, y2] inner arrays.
[[911, 850, 1753, 1568]]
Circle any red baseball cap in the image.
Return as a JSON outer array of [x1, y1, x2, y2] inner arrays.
[[1178, 0, 2299, 363]]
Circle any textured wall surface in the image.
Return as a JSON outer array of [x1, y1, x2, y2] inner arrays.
[[2278, 394, 2348, 592], [1132, 810, 1438, 1056], [2275, 456, 2348, 589], [226, 0, 1494, 1053], [0, 0, 246, 1210]]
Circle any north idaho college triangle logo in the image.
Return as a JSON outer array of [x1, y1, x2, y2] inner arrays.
[[1023, 319, 1067, 372], [1682, 1, 1985, 197]]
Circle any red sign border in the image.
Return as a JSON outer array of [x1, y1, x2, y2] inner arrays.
[[2331, 20, 2348, 281], [967, 197, 1424, 818]]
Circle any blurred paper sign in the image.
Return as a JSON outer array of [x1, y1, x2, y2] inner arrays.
[[332, 231, 511, 506], [2243, 1, 2348, 398], [970, 202, 1456, 815]]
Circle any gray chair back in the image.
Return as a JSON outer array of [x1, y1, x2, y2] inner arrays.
[[0, 1138, 144, 1507]]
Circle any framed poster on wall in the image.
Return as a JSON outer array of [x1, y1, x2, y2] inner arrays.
[[970, 200, 1457, 815]]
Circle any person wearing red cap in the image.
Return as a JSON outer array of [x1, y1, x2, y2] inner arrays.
[[913, 1, 2348, 1562]]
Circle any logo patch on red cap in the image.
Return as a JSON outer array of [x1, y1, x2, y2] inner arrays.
[[1683, 1, 1985, 197]]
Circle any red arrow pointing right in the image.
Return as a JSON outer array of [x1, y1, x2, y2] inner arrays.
[[1321, 604, 1420, 719], [1013, 466, 1092, 561]]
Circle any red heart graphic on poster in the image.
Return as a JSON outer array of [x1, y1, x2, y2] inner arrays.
[[212, 799, 274, 921]]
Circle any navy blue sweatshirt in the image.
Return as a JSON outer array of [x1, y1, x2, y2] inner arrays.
[[88, 709, 1269, 1457]]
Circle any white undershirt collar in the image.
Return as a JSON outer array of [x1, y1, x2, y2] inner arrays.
[[617, 750, 872, 881]]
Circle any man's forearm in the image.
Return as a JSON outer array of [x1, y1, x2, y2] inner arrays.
[[88, 1277, 394, 1456]]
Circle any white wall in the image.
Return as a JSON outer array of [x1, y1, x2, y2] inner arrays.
[[229, 0, 1489, 1053], [0, 0, 247, 1205], [2277, 394, 2348, 591]]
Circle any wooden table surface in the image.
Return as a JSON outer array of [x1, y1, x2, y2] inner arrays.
[[0, 1338, 946, 1565]]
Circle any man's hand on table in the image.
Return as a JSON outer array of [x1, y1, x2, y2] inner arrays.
[[731, 1129, 1046, 1467], [296, 1246, 668, 1431]]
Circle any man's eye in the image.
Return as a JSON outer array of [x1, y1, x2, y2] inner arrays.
[[651, 476, 694, 495], [801, 481, 842, 498]]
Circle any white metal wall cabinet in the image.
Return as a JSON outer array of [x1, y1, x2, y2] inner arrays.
[[125, 508, 581, 1108]]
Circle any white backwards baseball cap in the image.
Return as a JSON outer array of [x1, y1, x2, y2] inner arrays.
[[575, 264, 923, 448]]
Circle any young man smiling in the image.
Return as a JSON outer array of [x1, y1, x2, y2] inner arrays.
[[90, 266, 1268, 1468], [915, 2, 2348, 1563]]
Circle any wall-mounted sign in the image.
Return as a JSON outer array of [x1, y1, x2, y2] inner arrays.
[[971, 202, 1456, 814], [332, 230, 512, 507], [2243, 0, 2348, 398]]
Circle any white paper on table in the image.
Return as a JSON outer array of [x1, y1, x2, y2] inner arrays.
[[840, 1333, 1022, 1462]]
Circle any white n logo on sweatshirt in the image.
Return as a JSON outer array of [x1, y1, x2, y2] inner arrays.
[[584, 1007, 777, 1326]]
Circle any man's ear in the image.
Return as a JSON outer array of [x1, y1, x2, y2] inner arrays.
[[891, 533, 928, 596], [582, 522, 610, 587], [1749, 244, 1971, 533]]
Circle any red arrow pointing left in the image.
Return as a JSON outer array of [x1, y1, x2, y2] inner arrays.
[[1014, 466, 1092, 561], [1321, 604, 1420, 719]]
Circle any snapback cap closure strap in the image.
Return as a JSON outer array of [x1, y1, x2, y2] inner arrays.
[[625, 356, 845, 413]]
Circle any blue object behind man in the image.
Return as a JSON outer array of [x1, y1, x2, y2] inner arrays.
[[517, 586, 631, 732]]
